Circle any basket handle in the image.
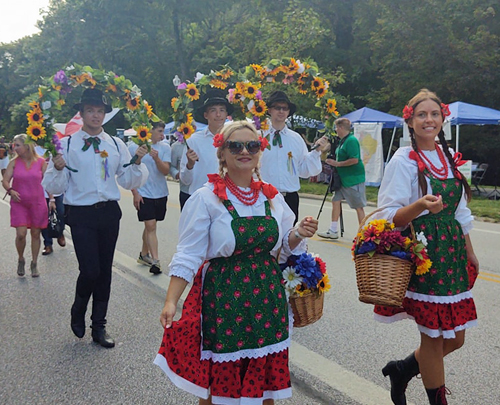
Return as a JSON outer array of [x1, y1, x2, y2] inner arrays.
[[356, 208, 416, 243]]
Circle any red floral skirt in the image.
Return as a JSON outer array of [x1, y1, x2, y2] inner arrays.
[[154, 268, 292, 403]]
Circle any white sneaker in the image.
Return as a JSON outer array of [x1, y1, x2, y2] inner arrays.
[[318, 229, 339, 239]]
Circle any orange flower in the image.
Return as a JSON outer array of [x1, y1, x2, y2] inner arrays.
[[106, 84, 117, 93], [209, 79, 228, 90], [311, 77, 324, 91], [144, 101, 153, 118], [29, 101, 41, 110], [178, 122, 195, 140], [135, 125, 151, 141], [315, 85, 327, 98], [186, 113, 194, 124], [216, 68, 234, 80], [185, 84, 200, 101], [260, 120, 270, 131], [250, 64, 265, 77], [126, 96, 140, 111], [171, 97, 179, 110], [286, 58, 300, 75], [326, 99, 338, 114]]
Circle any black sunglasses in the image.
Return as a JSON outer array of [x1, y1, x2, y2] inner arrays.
[[225, 140, 261, 155]]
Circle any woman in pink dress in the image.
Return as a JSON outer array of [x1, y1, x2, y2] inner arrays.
[[2, 134, 48, 277]]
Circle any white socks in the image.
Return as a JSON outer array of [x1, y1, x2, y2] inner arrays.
[[330, 222, 338, 232]]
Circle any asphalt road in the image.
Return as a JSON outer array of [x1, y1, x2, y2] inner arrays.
[[1, 180, 499, 404]]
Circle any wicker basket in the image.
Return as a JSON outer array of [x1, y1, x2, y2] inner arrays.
[[354, 209, 414, 307], [289, 290, 324, 327]]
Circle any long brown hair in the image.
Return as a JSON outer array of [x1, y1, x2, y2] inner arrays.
[[405, 89, 472, 202]]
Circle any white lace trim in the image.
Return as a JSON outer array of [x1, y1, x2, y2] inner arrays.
[[211, 388, 292, 405], [153, 353, 209, 399], [405, 290, 473, 304], [417, 320, 478, 339], [169, 266, 195, 284], [282, 228, 307, 255], [374, 311, 413, 324]]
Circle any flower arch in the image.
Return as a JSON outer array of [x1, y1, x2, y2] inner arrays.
[[25, 64, 159, 159], [170, 57, 341, 144]]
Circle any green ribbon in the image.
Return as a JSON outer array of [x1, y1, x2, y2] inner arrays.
[[82, 137, 101, 153], [272, 130, 282, 148]]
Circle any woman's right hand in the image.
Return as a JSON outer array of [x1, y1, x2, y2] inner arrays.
[[160, 301, 177, 329], [420, 194, 443, 214]]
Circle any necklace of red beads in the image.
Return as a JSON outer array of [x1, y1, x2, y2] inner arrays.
[[224, 175, 260, 205], [417, 143, 449, 180]]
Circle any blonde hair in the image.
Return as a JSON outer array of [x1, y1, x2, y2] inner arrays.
[[12, 134, 39, 161], [334, 117, 351, 131]]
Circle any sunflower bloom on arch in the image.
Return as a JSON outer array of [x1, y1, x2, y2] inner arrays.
[[185, 84, 200, 101], [209, 79, 228, 90], [27, 108, 44, 125], [178, 122, 195, 140], [248, 99, 267, 117], [126, 96, 141, 111], [326, 99, 338, 115], [26, 123, 47, 141]]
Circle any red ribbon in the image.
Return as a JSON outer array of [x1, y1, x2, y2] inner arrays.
[[408, 150, 425, 172], [452, 152, 466, 167]]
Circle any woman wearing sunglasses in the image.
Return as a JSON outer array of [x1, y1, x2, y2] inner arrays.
[[155, 121, 319, 405]]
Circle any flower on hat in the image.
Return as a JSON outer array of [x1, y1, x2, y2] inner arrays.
[[403, 105, 414, 120], [185, 84, 200, 101], [213, 133, 225, 148]]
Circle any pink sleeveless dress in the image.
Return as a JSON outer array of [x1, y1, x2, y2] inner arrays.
[[10, 157, 48, 229]]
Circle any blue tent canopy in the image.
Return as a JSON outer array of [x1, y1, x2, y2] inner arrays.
[[341, 107, 404, 129], [448, 101, 500, 126]]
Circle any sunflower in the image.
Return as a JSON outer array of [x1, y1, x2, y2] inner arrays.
[[178, 122, 195, 140], [27, 109, 44, 125], [57, 99, 66, 106], [250, 64, 265, 77], [29, 101, 41, 110], [242, 82, 260, 99], [135, 125, 151, 142], [106, 84, 117, 93], [311, 76, 324, 91], [38, 88, 44, 99], [209, 79, 228, 90], [186, 113, 194, 124], [260, 119, 270, 131], [268, 65, 286, 76], [216, 68, 234, 80], [26, 123, 47, 141], [249, 99, 267, 117], [317, 274, 331, 294], [315, 85, 327, 98], [126, 96, 140, 111], [171, 97, 179, 110], [144, 101, 153, 118], [326, 99, 338, 114], [185, 83, 200, 101], [286, 58, 300, 75], [52, 84, 62, 91]]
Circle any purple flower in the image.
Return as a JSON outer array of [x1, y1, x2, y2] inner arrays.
[[252, 116, 261, 130], [177, 83, 187, 90], [175, 131, 184, 143], [255, 90, 263, 100], [54, 70, 68, 85], [52, 134, 62, 153], [390, 251, 411, 261]]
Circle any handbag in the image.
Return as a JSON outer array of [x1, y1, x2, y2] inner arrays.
[[46, 209, 63, 238], [328, 167, 342, 193]]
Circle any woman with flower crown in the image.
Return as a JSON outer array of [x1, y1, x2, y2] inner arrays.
[[372, 89, 478, 405], [154, 121, 318, 405]]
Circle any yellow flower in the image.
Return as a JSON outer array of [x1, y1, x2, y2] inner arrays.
[[144, 101, 153, 118], [315, 85, 327, 98], [100, 150, 109, 158], [178, 122, 195, 140], [249, 99, 267, 117], [250, 64, 265, 77], [27, 109, 44, 125], [171, 97, 179, 110], [317, 274, 331, 294], [126, 96, 140, 111], [260, 120, 270, 131], [404, 237, 412, 248], [135, 125, 151, 142], [209, 79, 228, 90], [52, 84, 62, 91], [311, 77, 324, 90], [216, 68, 234, 80], [185, 83, 200, 101], [268, 65, 286, 76], [26, 123, 47, 141], [186, 113, 194, 124], [287, 58, 300, 75], [368, 219, 388, 235], [29, 101, 41, 110], [57, 99, 66, 106], [326, 99, 337, 114], [106, 84, 117, 93], [242, 82, 261, 99], [38, 88, 44, 99], [415, 259, 432, 276]]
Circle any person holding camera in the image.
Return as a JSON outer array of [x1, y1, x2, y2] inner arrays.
[[318, 118, 366, 239]]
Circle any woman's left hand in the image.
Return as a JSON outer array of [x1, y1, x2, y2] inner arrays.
[[297, 216, 318, 238], [49, 201, 56, 212]]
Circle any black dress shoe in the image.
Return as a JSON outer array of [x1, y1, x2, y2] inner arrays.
[[42, 246, 53, 256], [91, 328, 115, 348]]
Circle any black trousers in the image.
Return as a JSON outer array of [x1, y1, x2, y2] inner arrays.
[[283, 191, 299, 225], [66, 201, 121, 325], [179, 191, 190, 211]]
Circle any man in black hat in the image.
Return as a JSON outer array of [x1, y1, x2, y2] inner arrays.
[[179, 89, 233, 206], [42, 88, 149, 348], [260, 90, 328, 222]]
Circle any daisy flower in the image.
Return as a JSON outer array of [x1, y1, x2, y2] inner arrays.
[[282, 266, 303, 290]]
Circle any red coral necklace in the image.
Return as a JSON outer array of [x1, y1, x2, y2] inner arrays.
[[224, 175, 260, 205], [417, 144, 449, 180]]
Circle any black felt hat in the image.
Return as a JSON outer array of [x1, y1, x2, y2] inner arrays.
[[73, 88, 112, 113], [194, 89, 234, 124], [266, 90, 296, 117]]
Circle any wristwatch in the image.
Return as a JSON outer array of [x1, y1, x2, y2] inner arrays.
[[294, 228, 306, 239]]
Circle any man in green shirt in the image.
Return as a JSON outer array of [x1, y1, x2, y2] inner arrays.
[[318, 118, 366, 239]]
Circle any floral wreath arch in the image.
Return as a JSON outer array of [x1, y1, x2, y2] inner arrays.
[[25, 64, 159, 164], [170, 57, 341, 145]]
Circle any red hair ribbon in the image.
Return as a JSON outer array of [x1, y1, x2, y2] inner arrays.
[[212, 133, 225, 148], [409, 150, 425, 172], [441, 103, 451, 117]]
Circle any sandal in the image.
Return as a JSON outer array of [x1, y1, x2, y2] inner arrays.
[[31, 261, 40, 277], [17, 259, 25, 277]]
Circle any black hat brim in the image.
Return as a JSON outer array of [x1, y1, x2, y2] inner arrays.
[[194, 98, 234, 124], [73, 102, 112, 114]]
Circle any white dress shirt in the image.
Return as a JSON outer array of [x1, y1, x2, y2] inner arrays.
[[179, 128, 219, 195], [260, 125, 322, 193], [170, 141, 190, 194], [129, 142, 171, 199], [42, 129, 148, 206], [169, 182, 306, 284], [374, 146, 473, 234]]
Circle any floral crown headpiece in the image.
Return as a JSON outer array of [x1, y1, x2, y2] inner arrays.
[[402, 103, 451, 120], [212, 133, 269, 151]]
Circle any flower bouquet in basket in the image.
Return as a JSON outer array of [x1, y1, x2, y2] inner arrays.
[[352, 217, 432, 307], [281, 252, 330, 327]]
